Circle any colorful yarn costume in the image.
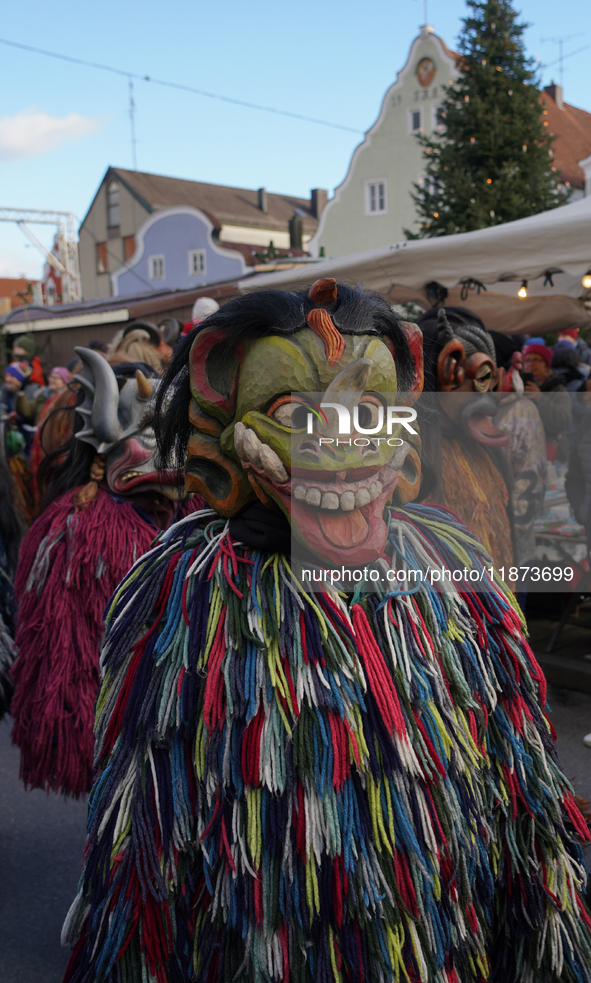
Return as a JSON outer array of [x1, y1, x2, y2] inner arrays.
[[62, 284, 591, 982], [11, 350, 201, 796]]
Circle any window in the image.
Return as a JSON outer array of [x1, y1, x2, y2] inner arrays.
[[148, 255, 165, 281], [188, 249, 206, 277], [366, 181, 387, 216], [46, 279, 56, 305], [124, 236, 135, 261], [417, 173, 440, 197], [107, 181, 120, 228], [96, 242, 108, 274], [432, 104, 445, 131], [409, 109, 422, 133]]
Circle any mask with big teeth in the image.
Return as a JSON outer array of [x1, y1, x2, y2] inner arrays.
[[73, 346, 183, 501], [185, 280, 424, 564]]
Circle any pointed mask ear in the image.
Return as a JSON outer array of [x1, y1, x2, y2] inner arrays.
[[189, 327, 243, 421], [392, 442, 422, 505], [437, 338, 466, 391], [187, 328, 253, 515], [399, 321, 424, 400]]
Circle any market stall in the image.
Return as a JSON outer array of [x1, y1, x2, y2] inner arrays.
[[239, 194, 591, 335]]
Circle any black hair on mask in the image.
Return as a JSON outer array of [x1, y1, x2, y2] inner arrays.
[[154, 283, 414, 473]]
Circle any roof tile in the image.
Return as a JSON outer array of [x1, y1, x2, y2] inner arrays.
[[112, 168, 319, 234]]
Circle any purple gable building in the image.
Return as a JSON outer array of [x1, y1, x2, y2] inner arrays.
[[112, 206, 246, 297]]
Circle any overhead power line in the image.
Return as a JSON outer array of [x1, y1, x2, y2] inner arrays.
[[540, 44, 589, 76], [0, 36, 364, 136]]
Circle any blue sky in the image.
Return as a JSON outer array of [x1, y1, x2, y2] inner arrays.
[[1, 0, 589, 278]]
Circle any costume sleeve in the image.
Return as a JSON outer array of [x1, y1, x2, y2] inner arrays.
[[478, 596, 591, 982]]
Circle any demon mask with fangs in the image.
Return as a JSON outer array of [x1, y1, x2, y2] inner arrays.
[[182, 279, 424, 564], [74, 347, 182, 500]]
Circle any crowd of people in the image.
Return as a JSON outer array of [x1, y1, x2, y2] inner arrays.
[[1, 286, 591, 982]]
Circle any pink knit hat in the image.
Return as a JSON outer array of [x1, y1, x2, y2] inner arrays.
[[49, 367, 70, 384], [523, 343, 552, 367]]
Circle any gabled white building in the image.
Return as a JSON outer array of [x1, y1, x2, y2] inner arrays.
[[308, 26, 459, 257]]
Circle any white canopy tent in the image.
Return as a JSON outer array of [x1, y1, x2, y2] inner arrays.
[[239, 195, 591, 334]]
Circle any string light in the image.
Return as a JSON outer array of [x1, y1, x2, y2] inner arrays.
[[518, 280, 528, 298], [582, 271, 591, 289]]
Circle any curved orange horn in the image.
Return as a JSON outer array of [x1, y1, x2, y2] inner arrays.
[[135, 369, 153, 399], [308, 278, 337, 308]]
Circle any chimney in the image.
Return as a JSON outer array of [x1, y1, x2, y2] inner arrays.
[[289, 212, 303, 250], [257, 187, 268, 213], [545, 82, 563, 110], [310, 188, 328, 219]]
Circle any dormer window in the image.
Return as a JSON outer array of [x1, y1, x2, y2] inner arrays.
[[107, 181, 120, 229]]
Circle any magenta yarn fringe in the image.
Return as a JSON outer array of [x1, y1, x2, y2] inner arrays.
[[11, 487, 200, 796]]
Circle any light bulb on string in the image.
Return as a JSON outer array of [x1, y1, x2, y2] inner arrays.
[[582, 271, 591, 290], [518, 281, 528, 299]]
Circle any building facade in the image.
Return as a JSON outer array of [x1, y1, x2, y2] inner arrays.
[[308, 26, 458, 258], [111, 207, 246, 297], [308, 29, 591, 259], [79, 168, 326, 300]]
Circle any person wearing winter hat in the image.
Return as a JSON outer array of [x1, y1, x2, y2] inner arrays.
[[16, 366, 73, 428], [48, 367, 70, 393], [12, 335, 45, 386], [180, 296, 220, 336], [4, 363, 27, 385], [556, 328, 591, 375], [523, 342, 552, 384], [12, 334, 36, 363], [521, 342, 572, 447], [0, 363, 37, 521], [0, 364, 27, 414]]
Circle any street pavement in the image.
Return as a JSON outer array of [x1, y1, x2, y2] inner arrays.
[[0, 684, 590, 982], [0, 719, 87, 983]]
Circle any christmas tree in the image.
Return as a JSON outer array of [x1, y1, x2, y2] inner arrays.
[[406, 0, 568, 238]]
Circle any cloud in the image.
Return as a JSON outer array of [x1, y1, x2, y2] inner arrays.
[[0, 108, 105, 161]]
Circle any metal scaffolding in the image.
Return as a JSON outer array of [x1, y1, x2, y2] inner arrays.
[[0, 208, 81, 304]]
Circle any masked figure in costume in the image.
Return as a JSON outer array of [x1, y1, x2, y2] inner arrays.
[[11, 350, 202, 797], [63, 284, 591, 983], [418, 307, 514, 573]]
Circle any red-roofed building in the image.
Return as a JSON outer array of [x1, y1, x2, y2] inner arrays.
[[309, 29, 591, 258], [0, 277, 41, 315], [541, 84, 591, 197]]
